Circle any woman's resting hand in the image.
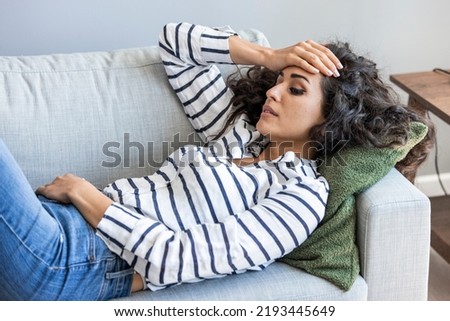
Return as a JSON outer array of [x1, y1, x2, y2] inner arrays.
[[36, 174, 112, 228]]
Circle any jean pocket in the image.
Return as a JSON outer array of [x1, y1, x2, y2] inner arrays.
[[105, 267, 134, 280]]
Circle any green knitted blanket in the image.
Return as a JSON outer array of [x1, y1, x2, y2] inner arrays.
[[279, 122, 429, 291]]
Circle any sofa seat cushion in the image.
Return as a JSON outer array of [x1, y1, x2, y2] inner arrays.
[[115, 262, 367, 301]]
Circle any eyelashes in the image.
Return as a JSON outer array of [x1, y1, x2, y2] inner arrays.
[[289, 87, 306, 95]]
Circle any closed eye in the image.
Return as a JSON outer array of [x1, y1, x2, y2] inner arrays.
[[290, 87, 306, 95]]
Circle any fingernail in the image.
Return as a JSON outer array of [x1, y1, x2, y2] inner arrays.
[[337, 62, 344, 69], [333, 69, 340, 77]]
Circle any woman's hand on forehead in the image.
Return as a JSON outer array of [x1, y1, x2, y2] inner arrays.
[[264, 40, 343, 77], [229, 35, 341, 77]]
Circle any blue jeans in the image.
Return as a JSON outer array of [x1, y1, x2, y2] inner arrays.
[[0, 139, 133, 300]]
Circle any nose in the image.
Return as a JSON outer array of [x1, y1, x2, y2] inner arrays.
[[266, 83, 282, 102]]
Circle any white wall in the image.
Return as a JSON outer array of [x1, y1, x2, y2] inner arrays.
[[1, 0, 449, 193]]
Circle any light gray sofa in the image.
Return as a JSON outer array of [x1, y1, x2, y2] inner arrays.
[[0, 29, 431, 301]]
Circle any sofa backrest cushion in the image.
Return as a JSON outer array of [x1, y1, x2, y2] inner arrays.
[[0, 29, 268, 189]]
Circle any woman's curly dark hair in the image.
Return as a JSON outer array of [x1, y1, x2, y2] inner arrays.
[[220, 42, 435, 181]]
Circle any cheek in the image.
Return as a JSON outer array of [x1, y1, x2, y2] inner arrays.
[[306, 96, 325, 124], [312, 107, 325, 124], [293, 103, 324, 126]]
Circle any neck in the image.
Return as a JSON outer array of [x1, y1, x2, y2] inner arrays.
[[260, 140, 317, 161]]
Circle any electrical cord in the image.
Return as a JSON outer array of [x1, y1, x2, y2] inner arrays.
[[433, 131, 449, 196], [433, 68, 450, 76], [430, 68, 449, 195]]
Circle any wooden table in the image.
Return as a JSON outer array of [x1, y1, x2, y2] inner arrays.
[[390, 69, 450, 263], [391, 69, 450, 124]]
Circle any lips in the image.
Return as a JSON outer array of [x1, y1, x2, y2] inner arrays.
[[262, 105, 278, 116]]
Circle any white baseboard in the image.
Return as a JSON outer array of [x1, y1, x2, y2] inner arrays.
[[414, 173, 450, 197]]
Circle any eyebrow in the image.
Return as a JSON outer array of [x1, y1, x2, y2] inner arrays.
[[279, 71, 311, 84]]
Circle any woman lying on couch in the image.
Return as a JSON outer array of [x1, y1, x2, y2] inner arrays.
[[0, 22, 432, 300]]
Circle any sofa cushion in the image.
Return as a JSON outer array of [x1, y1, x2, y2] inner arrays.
[[115, 262, 367, 301], [0, 46, 199, 190]]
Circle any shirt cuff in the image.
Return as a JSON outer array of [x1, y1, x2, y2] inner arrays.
[[96, 202, 164, 253], [194, 24, 236, 65]]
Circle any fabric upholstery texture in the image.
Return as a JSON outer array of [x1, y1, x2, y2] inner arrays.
[[357, 168, 430, 300], [115, 262, 368, 301]]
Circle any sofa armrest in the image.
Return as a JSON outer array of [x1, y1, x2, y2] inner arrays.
[[356, 168, 430, 300]]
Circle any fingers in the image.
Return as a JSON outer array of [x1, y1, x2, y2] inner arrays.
[[35, 181, 56, 196], [295, 40, 343, 77], [306, 40, 343, 70], [34, 173, 86, 203], [35, 185, 45, 195], [35, 183, 56, 202]]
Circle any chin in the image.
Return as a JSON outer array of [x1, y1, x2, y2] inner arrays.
[[256, 122, 269, 136]]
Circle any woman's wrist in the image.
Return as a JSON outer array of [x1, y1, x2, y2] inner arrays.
[[69, 180, 113, 228], [229, 35, 270, 67]]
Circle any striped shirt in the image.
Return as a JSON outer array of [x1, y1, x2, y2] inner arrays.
[[97, 22, 329, 291]]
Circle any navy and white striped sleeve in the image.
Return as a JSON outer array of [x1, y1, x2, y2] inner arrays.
[[95, 177, 327, 291], [159, 22, 237, 143]]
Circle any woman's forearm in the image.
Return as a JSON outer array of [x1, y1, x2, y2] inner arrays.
[[228, 35, 269, 67]]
